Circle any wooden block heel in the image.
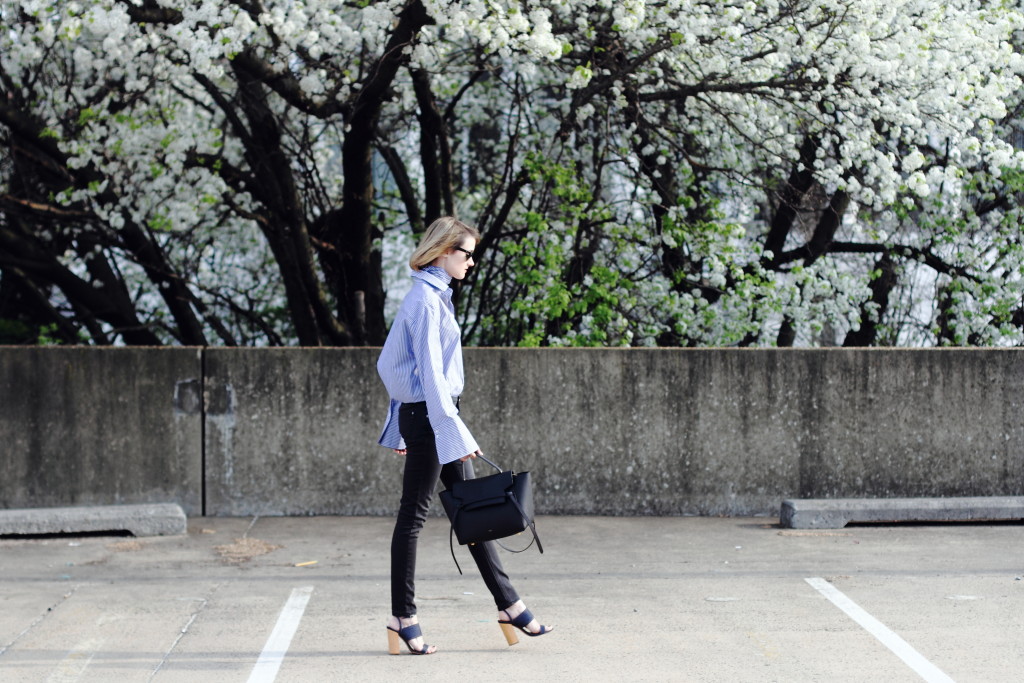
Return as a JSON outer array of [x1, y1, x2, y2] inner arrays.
[[500, 621, 520, 646], [387, 628, 401, 654]]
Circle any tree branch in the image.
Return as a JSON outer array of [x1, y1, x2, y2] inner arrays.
[[377, 144, 424, 230], [786, 241, 981, 282], [412, 68, 454, 221], [0, 225, 163, 344], [230, 50, 348, 119]]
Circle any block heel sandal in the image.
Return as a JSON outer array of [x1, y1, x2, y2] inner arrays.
[[387, 622, 434, 655], [498, 608, 553, 646]]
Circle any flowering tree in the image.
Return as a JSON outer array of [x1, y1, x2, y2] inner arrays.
[[1, 0, 1022, 347]]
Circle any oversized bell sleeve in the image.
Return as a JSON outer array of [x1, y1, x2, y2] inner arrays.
[[409, 299, 479, 464]]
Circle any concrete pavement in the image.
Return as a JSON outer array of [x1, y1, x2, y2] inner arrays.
[[1, 515, 1022, 682]]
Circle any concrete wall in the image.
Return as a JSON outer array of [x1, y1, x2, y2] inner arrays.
[[0, 348, 203, 515], [2, 348, 1022, 517], [463, 349, 1024, 515], [203, 348, 394, 516]]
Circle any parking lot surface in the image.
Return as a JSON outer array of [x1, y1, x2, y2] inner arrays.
[[1, 515, 1022, 682]]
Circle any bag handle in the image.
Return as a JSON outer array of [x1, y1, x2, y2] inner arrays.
[[475, 453, 502, 473]]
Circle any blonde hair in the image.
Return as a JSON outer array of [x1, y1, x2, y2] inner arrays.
[[409, 217, 481, 270]]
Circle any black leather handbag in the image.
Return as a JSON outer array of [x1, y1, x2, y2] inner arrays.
[[439, 455, 543, 573]]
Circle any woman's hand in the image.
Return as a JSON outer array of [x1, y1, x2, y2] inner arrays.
[[393, 448, 407, 456], [459, 449, 482, 462]]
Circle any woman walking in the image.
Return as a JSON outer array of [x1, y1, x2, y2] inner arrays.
[[377, 216, 552, 655]]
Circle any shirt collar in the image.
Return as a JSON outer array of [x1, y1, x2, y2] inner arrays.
[[413, 265, 452, 290]]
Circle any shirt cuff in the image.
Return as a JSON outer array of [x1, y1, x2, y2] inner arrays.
[[431, 414, 480, 465], [377, 399, 406, 450]]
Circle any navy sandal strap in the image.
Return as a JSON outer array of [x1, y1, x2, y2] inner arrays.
[[397, 623, 423, 642], [509, 609, 535, 629], [392, 622, 432, 654]]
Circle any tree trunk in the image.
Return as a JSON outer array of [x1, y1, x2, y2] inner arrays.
[[412, 69, 455, 223], [844, 252, 897, 346], [764, 135, 819, 264], [231, 55, 347, 346], [324, 1, 431, 345]]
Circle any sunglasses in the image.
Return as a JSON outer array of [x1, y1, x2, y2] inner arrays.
[[452, 246, 475, 260]]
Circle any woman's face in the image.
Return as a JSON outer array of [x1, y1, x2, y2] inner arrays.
[[438, 235, 477, 280]]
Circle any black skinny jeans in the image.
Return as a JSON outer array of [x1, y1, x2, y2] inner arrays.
[[390, 402, 519, 617]]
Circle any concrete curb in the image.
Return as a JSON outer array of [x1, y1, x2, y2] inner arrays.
[[0, 503, 187, 537], [780, 496, 1024, 529]]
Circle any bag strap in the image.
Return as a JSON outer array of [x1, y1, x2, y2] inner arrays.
[[449, 522, 464, 575], [496, 492, 544, 555], [447, 456, 498, 575], [473, 454, 542, 551]]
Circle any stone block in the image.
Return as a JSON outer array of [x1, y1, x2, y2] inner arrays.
[[780, 496, 1024, 529], [0, 503, 187, 536]]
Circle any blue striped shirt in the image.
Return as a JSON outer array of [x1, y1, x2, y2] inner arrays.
[[376, 266, 479, 464]]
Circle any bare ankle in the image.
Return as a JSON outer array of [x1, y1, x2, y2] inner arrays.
[[501, 600, 525, 617]]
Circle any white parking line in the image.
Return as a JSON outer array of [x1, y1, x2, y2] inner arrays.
[[805, 577, 955, 683], [247, 586, 314, 683]]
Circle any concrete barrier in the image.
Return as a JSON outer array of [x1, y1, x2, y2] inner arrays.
[[203, 348, 395, 516], [2, 348, 1022, 517], [0, 348, 203, 515], [462, 348, 1024, 516]]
